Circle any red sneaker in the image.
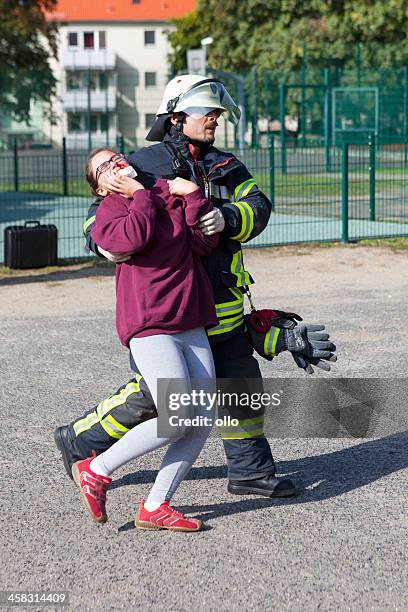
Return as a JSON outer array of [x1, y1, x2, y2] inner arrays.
[[134, 501, 202, 532], [72, 455, 112, 524]]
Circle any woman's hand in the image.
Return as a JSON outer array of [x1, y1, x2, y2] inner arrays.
[[101, 173, 145, 198], [167, 177, 199, 196]]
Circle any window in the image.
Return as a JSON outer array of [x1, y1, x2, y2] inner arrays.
[[144, 30, 155, 46], [84, 32, 94, 49], [132, 0, 141, 3], [68, 32, 78, 47], [66, 71, 82, 90], [99, 73, 109, 90], [67, 113, 82, 132], [144, 72, 156, 88], [67, 113, 110, 133], [145, 113, 156, 129], [84, 113, 99, 133], [99, 31, 106, 49], [88, 72, 98, 90], [100, 113, 109, 132]]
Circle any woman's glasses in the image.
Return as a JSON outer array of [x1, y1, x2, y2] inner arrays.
[[95, 154, 125, 183]]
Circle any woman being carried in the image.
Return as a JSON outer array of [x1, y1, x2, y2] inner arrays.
[[72, 149, 219, 532]]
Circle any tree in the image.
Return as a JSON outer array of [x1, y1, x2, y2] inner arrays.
[[0, 0, 58, 123], [168, 0, 408, 75], [167, 11, 208, 75]]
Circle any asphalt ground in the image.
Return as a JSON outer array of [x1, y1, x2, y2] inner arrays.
[[1, 246, 407, 611]]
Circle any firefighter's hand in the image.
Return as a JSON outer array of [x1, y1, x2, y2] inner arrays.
[[97, 246, 134, 263], [167, 177, 199, 196], [198, 208, 225, 235]]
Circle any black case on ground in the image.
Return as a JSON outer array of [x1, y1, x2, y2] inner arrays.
[[4, 220, 58, 269]]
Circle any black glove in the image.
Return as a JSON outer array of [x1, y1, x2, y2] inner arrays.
[[291, 352, 337, 374], [284, 324, 337, 374]]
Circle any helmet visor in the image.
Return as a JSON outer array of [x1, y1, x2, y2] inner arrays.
[[183, 106, 222, 119], [175, 81, 241, 125]]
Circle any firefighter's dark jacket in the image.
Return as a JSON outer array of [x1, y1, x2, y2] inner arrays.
[[83, 134, 272, 343]]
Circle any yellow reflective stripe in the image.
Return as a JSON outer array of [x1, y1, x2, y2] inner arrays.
[[100, 414, 129, 439], [215, 312, 244, 326], [230, 202, 253, 242], [97, 378, 142, 419], [207, 315, 244, 337], [230, 201, 255, 242], [221, 428, 265, 440], [263, 326, 281, 357], [241, 181, 256, 198], [83, 215, 96, 235], [216, 303, 244, 317], [233, 179, 256, 201], [215, 288, 243, 310], [73, 412, 99, 437], [236, 415, 264, 427], [230, 251, 252, 287], [229, 287, 243, 301], [73, 377, 142, 439], [219, 415, 264, 435], [99, 418, 121, 439]]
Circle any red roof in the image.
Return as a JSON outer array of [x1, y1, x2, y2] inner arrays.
[[47, 0, 196, 22]]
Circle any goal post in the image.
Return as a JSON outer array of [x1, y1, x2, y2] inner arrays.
[[332, 87, 379, 144]]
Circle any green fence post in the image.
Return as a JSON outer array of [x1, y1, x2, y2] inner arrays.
[[251, 66, 258, 148], [117, 134, 125, 153], [13, 138, 19, 192], [369, 134, 376, 221], [403, 66, 408, 166], [279, 84, 287, 174], [300, 43, 307, 147], [324, 67, 331, 172], [341, 142, 349, 242], [268, 133, 275, 212], [62, 137, 68, 196]]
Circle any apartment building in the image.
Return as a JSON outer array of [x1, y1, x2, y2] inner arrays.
[[45, 0, 196, 148]]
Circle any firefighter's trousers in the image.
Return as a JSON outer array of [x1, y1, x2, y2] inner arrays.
[[68, 328, 276, 480]]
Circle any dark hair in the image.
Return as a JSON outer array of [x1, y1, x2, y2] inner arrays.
[[85, 147, 117, 196]]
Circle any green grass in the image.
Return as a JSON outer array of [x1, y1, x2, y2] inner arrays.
[[0, 170, 406, 202], [246, 237, 408, 253], [0, 179, 89, 197], [255, 172, 408, 200], [0, 257, 110, 278]]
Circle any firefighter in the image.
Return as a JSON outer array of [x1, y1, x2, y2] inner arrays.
[[54, 75, 334, 497]]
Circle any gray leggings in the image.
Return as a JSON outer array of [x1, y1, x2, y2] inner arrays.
[[97, 327, 215, 505]]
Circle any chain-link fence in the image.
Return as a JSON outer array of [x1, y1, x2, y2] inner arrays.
[[0, 137, 407, 264], [233, 65, 408, 150]]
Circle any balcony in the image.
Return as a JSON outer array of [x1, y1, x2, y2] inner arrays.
[[63, 88, 116, 112], [65, 131, 117, 150], [62, 49, 115, 70]]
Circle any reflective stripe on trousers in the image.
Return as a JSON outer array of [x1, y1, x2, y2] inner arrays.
[[73, 377, 142, 439], [219, 415, 265, 440]]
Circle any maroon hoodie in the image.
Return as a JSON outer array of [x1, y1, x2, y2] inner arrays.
[[91, 179, 219, 347]]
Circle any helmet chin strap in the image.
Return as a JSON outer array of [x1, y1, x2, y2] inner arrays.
[[170, 119, 211, 153], [171, 118, 189, 143]]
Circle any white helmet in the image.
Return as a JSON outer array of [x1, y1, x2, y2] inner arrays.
[[146, 74, 241, 141]]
